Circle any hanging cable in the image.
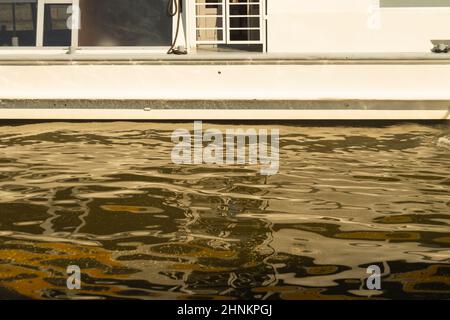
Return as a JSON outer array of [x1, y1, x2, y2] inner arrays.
[[167, 0, 187, 54]]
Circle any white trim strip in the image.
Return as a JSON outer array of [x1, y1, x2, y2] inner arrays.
[[0, 109, 448, 120]]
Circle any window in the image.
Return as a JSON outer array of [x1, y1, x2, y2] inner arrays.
[[196, 0, 225, 44], [0, 1, 37, 46], [195, 0, 263, 45], [228, 0, 262, 42], [78, 0, 172, 47], [0, 0, 175, 49], [43, 3, 71, 46]]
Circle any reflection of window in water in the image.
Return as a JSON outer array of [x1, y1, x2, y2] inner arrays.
[[78, 0, 173, 46], [0, 1, 37, 46], [43, 4, 71, 46]]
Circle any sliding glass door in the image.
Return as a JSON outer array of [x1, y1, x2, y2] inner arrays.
[[0, 0, 175, 49], [78, 0, 172, 47], [0, 0, 37, 46], [195, 0, 264, 45], [227, 0, 263, 44], [0, 0, 76, 47], [42, 1, 72, 46]]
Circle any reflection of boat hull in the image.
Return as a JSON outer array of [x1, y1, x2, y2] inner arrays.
[[1, 53, 450, 120]]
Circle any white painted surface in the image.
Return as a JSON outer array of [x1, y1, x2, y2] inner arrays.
[[267, 0, 450, 52], [1, 64, 450, 100]]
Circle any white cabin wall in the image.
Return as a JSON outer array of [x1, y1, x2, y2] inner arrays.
[[267, 0, 450, 52]]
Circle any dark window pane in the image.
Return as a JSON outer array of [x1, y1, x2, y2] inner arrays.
[[229, 4, 259, 16], [78, 0, 173, 47], [229, 29, 260, 41], [43, 4, 71, 46], [229, 17, 260, 28], [0, 2, 37, 46]]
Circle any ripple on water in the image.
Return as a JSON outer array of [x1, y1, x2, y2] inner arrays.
[[0, 122, 449, 299]]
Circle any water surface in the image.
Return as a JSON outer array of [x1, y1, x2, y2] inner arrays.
[[0, 122, 449, 299]]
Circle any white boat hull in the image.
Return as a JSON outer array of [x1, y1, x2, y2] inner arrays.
[[1, 53, 449, 120]]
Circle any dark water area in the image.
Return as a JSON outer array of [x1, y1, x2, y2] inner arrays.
[[0, 121, 449, 300]]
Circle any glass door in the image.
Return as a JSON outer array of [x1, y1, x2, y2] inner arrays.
[[195, 0, 226, 44], [77, 0, 173, 47], [195, 0, 263, 45], [227, 0, 263, 44], [1, 0, 177, 50], [36, 0, 76, 47], [0, 0, 38, 46]]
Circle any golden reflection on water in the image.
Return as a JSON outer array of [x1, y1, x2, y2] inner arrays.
[[0, 122, 449, 299], [0, 242, 130, 299]]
